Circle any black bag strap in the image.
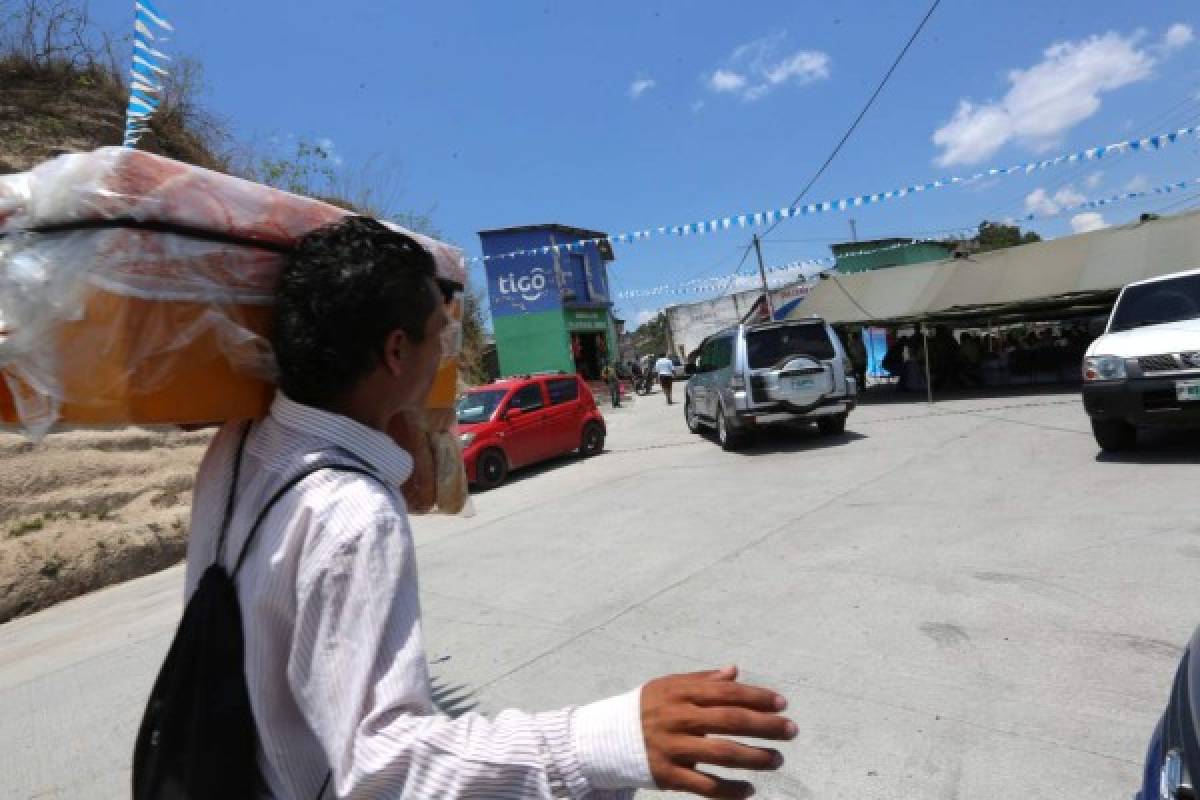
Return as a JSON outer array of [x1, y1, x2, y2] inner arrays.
[[238, 461, 380, 800], [212, 420, 383, 578], [212, 421, 382, 800], [214, 420, 254, 568], [230, 459, 381, 579]]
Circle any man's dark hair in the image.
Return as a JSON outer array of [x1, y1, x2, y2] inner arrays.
[[272, 216, 438, 408]]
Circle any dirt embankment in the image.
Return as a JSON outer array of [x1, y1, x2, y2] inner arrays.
[[0, 427, 212, 623]]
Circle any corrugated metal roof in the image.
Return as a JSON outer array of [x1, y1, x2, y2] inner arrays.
[[793, 209, 1200, 325]]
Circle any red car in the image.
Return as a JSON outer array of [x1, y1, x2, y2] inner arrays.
[[456, 374, 607, 489]]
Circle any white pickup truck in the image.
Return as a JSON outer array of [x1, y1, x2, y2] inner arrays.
[[1082, 267, 1200, 451]]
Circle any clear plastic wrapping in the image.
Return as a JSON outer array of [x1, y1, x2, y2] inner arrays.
[[0, 147, 471, 514]]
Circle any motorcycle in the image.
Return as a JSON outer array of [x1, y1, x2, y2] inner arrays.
[[633, 369, 655, 396], [1135, 624, 1198, 799]]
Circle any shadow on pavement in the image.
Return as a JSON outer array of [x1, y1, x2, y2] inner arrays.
[[858, 382, 1080, 407], [1095, 427, 1200, 465], [725, 425, 868, 456], [477, 450, 602, 492], [430, 676, 479, 718]]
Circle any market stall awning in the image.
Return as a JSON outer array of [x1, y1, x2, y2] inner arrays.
[[792, 209, 1200, 326]]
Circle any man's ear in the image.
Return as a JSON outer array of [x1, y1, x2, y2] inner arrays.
[[381, 329, 410, 377]]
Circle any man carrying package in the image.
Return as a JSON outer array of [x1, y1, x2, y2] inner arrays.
[[181, 217, 795, 798], [655, 353, 677, 405]]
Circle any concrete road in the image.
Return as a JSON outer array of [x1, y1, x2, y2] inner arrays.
[[3, 387, 1198, 799]]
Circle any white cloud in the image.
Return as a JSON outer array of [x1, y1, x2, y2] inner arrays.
[[1071, 212, 1108, 233], [1085, 170, 1104, 189], [763, 50, 830, 86], [314, 137, 344, 167], [1056, 186, 1086, 206], [1023, 185, 1086, 216], [706, 31, 831, 101], [1164, 23, 1194, 50], [1024, 189, 1056, 215], [628, 78, 657, 99], [933, 31, 1160, 166], [1125, 174, 1151, 192], [633, 308, 660, 326], [708, 69, 747, 93]]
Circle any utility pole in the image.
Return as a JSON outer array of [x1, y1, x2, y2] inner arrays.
[[752, 234, 775, 321], [849, 218, 858, 242]]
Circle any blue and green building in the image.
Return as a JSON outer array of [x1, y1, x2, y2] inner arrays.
[[477, 224, 619, 380]]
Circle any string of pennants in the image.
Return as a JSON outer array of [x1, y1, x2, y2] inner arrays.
[[617, 175, 1200, 300], [122, 1, 174, 147], [616, 234, 975, 299], [1016, 176, 1200, 222], [472, 124, 1200, 266]]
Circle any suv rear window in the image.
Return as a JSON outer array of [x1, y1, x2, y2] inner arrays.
[[699, 336, 733, 371], [746, 324, 834, 369], [1109, 273, 1200, 333], [547, 377, 579, 405]]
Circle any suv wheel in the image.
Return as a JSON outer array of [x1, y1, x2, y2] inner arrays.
[[817, 414, 847, 436], [685, 398, 704, 433], [580, 422, 605, 457], [716, 407, 747, 451], [475, 449, 508, 490], [1092, 418, 1136, 452]]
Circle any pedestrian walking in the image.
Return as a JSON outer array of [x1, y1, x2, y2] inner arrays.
[[158, 217, 794, 799], [602, 361, 621, 408], [654, 353, 676, 404], [845, 330, 868, 390]]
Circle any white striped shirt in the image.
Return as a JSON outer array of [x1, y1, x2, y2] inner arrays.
[[183, 393, 654, 799]]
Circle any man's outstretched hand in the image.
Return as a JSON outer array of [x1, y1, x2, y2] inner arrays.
[[641, 666, 796, 799]]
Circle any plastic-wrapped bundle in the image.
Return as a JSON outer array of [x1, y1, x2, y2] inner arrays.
[[0, 148, 472, 514]]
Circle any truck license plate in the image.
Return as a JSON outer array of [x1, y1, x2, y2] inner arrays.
[[786, 377, 815, 391], [1176, 379, 1200, 402]]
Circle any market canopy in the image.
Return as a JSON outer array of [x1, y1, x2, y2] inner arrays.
[[792, 208, 1200, 326]]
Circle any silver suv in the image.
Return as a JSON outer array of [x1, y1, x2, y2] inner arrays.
[[684, 319, 857, 450]]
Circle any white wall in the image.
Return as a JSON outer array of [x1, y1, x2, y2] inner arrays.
[[665, 281, 811, 358]]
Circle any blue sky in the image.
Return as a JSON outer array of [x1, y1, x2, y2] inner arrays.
[[99, 1, 1200, 327]]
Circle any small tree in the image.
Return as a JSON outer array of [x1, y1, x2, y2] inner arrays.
[[0, 0, 93, 70], [249, 139, 488, 384], [457, 288, 489, 386], [976, 220, 1042, 252], [631, 311, 669, 357]]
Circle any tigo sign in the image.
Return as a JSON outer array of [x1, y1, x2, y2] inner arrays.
[[497, 267, 549, 303], [486, 260, 562, 317]]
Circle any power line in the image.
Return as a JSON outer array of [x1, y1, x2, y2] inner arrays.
[[761, 236, 851, 244], [675, 244, 755, 287], [1154, 189, 1200, 214], [1015, 88, 1200, 224], [616, 244, 750, 311], [714, 244, 757, 299], [698, 0, 942, 314], [760, 0, 943, 241], [828, 273, 877, 320]]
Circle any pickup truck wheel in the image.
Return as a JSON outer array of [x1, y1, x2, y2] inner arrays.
[[580, 422, 605, 457], [1092, 419, 1136, 452], [716, 407, 747, 451], [817, 413, 847, 436], [475, 449, 508, 490]]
